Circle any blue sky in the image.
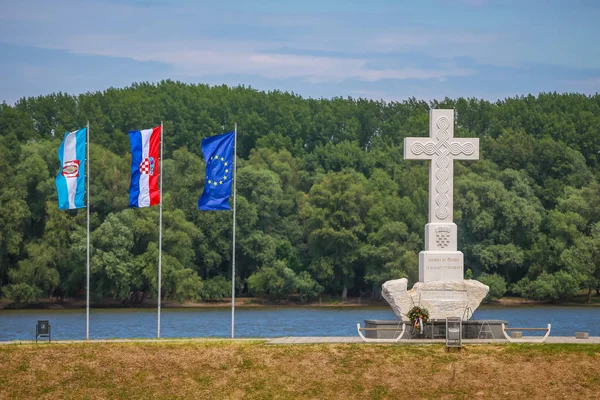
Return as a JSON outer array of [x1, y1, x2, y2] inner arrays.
[[1, 0, 599, 104]]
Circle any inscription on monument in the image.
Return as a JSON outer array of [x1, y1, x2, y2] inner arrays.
[[418, 251, 464, 282], [423, 255, 462, 271], [420, 290, 468, 301]]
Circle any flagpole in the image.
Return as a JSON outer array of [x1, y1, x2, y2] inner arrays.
[[86, 121, 90, 341], [158, 121, 164, 339], [231, 123, 238, 339]]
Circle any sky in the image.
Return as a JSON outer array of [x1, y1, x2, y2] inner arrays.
[[1, 0, 599, 104]]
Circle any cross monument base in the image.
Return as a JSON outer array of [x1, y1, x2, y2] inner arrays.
[[382, 278, 489, 321], [419, 251, 464, 282]]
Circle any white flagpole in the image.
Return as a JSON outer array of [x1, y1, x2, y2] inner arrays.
[[158, 121, 164, 339], [86, 121, 90, 340], [231, 123, 238, 339]]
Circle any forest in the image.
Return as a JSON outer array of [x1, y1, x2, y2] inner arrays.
[[1, 81, 599, 305]]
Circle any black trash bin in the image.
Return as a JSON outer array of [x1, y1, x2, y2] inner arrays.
[[36, 320, 51, 343]]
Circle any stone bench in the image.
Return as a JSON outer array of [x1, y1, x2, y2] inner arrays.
[[502, 323, 551, 343]]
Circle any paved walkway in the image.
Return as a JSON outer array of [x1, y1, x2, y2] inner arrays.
[[0, 338, 265, 345], [2, 336, 600, 346], [267, 336, 600, 345]]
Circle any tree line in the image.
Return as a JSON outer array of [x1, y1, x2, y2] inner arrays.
[[1, 81, 599, 305]]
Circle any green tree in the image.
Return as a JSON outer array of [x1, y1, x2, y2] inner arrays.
[[301, 169, 373, 299], [3, 85, 600, 304], [512, 271, 581, 302], [248, 260, 321, 301], [3, 242, 60, 304], [561, 223, 600, 303], [477, 273, 507, 302]]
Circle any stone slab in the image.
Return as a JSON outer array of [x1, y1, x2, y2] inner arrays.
[[510, 331, 523, 339], [382, 278, 489, 320], [576, 332, 589, 339], [419, 251, 464, 282]]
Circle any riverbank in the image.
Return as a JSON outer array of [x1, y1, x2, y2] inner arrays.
[[3, 295, 594, 310], [0, 296, 388, 310], [1, 341, 599, 399]]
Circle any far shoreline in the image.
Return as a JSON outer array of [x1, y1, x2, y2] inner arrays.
[[2, 296, 599, 310]]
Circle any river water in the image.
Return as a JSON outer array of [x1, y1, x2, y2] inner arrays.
[[1, 306, 598, 341]]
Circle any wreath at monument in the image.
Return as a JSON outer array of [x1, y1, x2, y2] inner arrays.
[[407, 306, 429, 334]]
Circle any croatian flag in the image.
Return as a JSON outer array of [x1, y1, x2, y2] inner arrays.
[[128, 126, 161, 208], [55, 127, 87, 210]]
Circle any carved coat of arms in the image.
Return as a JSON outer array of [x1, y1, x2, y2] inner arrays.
[[435, 226, 451, 248]]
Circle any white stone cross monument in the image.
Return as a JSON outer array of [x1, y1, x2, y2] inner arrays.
[[382, 109, 489, 321], [404, 109, 478, 282]]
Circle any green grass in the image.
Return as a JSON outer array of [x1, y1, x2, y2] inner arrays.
[[504, 343, 600, 355]]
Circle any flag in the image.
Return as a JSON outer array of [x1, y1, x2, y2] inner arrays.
[[56, 127, 87, 210], [129, 126, 161, 207], [198, 131, 235, 210]]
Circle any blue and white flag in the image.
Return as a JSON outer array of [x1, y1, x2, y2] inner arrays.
[[198, 131, 235, 211], [55, 127, 87, 210]]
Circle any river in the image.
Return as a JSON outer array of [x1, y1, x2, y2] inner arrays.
[[1, 306, 598, 341]]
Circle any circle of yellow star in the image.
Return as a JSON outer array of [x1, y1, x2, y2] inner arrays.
[[223, 176, 227, 180], [214, 182, 217, 186], [221, 157, 224, 161], [208, 180, 212, 184], [225, 169, 229, 173], [224, 162, 228, 166], [219, 181, 223, 184]]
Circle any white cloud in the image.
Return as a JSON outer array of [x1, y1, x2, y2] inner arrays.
[[0, 0, 484, 85], [1, 23, 477, 84], [78, 38, 476, 83]]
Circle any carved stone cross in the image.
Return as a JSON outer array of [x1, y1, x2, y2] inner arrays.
[[404, 109, 479, 282]]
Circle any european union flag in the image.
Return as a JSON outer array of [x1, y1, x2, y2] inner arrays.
[[198, 131, 235, 210]]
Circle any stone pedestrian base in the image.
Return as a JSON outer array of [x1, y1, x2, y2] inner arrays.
[[382, 278, 489, 320]]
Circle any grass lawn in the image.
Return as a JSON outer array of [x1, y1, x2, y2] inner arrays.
[[1, 341, 599, 399]]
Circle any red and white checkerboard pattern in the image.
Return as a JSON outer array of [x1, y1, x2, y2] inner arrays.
[[139, 158, 153, 175]]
